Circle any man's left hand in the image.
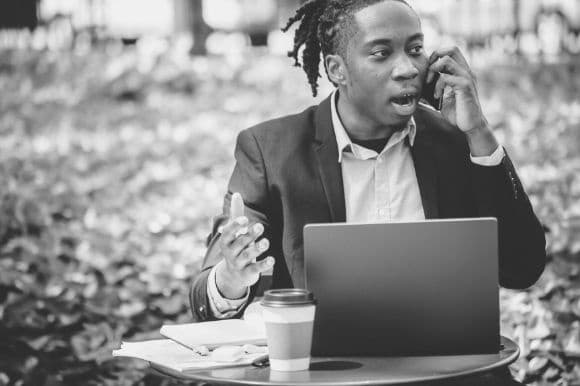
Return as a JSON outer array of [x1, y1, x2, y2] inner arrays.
[[427, 47, 498, 156], [427, 47, 487, 132]]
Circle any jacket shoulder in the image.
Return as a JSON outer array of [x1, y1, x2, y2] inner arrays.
[[240, 104, 318, 145]]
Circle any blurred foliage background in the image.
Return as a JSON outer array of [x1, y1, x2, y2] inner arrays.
[[1, 0, 580, 385]]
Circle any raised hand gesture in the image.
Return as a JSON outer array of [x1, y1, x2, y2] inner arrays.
[[215, 192, 275, 299]]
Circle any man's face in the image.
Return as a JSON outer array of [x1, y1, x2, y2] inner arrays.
[[342, 1, 428, 129]]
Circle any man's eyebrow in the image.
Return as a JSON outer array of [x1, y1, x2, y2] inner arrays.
[[364, 33, 424, 47], [407, 33, 424, 42], [363, 38, 392, 49]]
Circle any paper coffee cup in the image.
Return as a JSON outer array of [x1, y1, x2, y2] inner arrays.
[[261, 289, 316, 371]]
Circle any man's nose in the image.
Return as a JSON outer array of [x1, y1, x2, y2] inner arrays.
[[391, 55, 419, 80]]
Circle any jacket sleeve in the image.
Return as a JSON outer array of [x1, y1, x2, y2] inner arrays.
[[190, 129, 273, 322], [471, 150, 546, 289]]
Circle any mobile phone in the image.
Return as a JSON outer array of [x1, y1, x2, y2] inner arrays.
[[421, 71, 441, 110]]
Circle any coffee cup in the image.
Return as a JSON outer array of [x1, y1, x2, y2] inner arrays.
[[261, 289, 316, 371]]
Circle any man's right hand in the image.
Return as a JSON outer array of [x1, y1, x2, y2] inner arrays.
[[215, 192, 275, 299]]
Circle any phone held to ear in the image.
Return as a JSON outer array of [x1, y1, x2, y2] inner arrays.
[[421, 71, 442, 111]]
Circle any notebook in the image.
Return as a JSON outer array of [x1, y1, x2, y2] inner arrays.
[[160, 319, 266, 350], [112, 339, 266, 372]]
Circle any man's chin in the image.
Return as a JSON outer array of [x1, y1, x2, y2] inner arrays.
[[384, 108, 416, 129]]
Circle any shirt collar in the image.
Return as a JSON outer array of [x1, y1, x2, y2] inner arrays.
[[330, 89, 416, 163]]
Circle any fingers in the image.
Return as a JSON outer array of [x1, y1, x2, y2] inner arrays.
[[230, 192, 245, 219], [245, 256, 275, 276], [234, 238, 270, 268], [217, 192, 246, 239], [429, 56, 468, 78], [219, 215, 249, 245], [218, 191, 274, 278], [427, 47, 472, 84], [427, 56, 460, 84], [230, 224, 267, 259], [429, 46, 469, 68], [434, 73, 468, 99], [226, 240, 273, 275], [220, 220, 269, 269]]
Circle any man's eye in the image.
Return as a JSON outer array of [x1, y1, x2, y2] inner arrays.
[[409, 45, 424, 55], [371, 49, 390, 58]]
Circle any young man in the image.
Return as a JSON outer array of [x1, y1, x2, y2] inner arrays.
[[190, 1, 545, 383]]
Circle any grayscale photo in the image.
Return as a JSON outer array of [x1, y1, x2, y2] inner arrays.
[[1, 0, 579, 385]]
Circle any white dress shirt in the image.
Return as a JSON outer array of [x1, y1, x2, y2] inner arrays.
[[334, 98, 425, 222], [206, 90, 505, 317]]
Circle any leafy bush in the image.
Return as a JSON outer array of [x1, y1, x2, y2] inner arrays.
[[0, 47, 578, 385]]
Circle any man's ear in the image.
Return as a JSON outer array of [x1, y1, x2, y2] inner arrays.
[[325, 54, 347, 86]]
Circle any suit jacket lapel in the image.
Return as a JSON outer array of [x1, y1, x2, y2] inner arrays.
[[312, 96, 346, 223], [311, 96, 439, 221], [411, 114, 440, 219]]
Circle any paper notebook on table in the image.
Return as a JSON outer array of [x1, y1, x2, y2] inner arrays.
[[112, 339, 266, 372], [160, 319, 266, 350]]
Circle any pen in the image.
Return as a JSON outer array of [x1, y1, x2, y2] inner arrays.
[[170, 338, 210, 357]]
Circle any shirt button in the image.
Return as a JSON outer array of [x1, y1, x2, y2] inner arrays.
[[198, 305, 205, 313]]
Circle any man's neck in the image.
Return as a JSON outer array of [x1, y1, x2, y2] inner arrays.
[[336, 89, 405, 141]]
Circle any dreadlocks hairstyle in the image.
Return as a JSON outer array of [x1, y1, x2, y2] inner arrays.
[[281, 0, 412, 97]]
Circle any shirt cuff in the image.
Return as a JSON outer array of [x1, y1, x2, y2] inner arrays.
[[470, 146, 504, 167], [207, 261, 250, 319]]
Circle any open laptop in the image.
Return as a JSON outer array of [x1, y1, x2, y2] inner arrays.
[[304, 218, 499, 357]]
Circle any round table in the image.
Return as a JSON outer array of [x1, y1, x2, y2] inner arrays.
[[151, 336, 519, 386]]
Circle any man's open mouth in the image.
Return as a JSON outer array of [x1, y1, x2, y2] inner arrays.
[[391, 93, 417, 106], [390, 92, 418, 116]]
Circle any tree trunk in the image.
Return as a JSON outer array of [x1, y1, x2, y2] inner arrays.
[[513, 0, 521, 56], [0, 0, 38, 30], [189, 0, 210, 56]]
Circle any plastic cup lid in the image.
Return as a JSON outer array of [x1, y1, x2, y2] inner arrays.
[[261, 288, 316, 307]]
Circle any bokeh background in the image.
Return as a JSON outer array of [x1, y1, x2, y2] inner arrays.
[[1, 0, 579, 385]]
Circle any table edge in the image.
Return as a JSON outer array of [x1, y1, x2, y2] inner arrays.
[[150, 336, 520, 386]]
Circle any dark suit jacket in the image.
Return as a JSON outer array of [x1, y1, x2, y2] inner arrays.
[[190, 95, 546, 322]]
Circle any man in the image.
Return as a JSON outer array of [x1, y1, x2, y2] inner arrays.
[[190, 0, 545, 384]]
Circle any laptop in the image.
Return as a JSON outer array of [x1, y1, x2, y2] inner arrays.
[[304, 218, 499, 357]]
